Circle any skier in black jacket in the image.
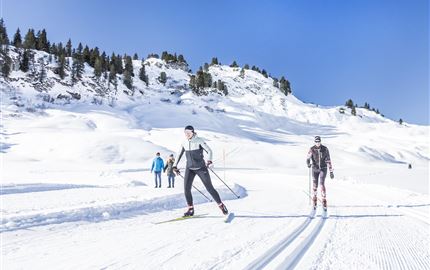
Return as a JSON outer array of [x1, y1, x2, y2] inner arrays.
[[173, 125, 228, 217], [306, 136, 334, 209]]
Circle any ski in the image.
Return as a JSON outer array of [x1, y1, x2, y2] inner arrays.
[[224, 212, 235, 223], [154, 214, 208, 224]]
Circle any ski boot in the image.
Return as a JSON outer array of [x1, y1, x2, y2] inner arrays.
[[183, 206, 194, 217], [218, 203, 229, 215]]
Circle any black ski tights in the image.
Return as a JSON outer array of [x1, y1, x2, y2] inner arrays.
[[183, 167, 222, 205]]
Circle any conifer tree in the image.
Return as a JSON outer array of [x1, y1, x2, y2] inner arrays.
[[66, 39, 72, 57], [139, 62, 148, 85], [13, 28, 22, 48], [23, 29, 36, 49], [158, 71, 167, 85], [0, 19, 9, 46], [20, 49, 30, 72], [230, 60, 238, 68]]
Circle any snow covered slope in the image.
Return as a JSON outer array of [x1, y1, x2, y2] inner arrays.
[[1, 47, 429, 269]]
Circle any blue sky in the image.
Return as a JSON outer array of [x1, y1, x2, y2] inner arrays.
[[2, 0, 429, 124]]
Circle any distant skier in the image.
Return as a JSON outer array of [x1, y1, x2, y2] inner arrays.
[[151, 152, 164, 188], [306, 136, 334, 209], [173, 125, 228, 217], [164, 154, 176, 188]]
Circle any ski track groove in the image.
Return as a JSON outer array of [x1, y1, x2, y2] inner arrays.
[[276, 211, 327, 270], [244, 208, 329, 270]]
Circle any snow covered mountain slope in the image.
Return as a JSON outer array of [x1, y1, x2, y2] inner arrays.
[[1, 47, 429, 269]]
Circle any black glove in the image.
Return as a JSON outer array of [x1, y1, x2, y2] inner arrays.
[[330, 171, 334, 179], [307, 163, 311, 168], [206, 160, 213, 167], [173, 166, 180, 175]]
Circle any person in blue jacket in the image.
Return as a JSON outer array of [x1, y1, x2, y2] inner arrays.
[[151, 152, 165, 188]]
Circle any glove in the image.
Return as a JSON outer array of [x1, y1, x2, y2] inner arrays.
[[173, 166, 180, 175], [307, 163, 311, 168], [206, 160, 213, 167], [330, 171, 334, 179]]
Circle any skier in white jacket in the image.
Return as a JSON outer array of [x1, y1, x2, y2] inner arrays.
[[173, 125, 228, 217]]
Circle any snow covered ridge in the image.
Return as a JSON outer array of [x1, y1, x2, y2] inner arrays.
[[0, 45, 408, 127]]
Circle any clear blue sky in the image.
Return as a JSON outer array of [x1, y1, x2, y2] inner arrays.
[[2, 0, 429, 125]]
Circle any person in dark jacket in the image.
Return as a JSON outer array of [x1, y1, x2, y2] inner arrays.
[[151, 152, 164, 188], [306, 136, 334, 208], [173, 125, 228, 217], [164, 154, 176, 188]]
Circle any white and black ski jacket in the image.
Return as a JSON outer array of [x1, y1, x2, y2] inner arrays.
[[307, 145, 333, 171], [174, 135, 213, 170]]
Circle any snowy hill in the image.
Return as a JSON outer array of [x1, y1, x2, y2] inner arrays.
[[1, 47, 429, 269]]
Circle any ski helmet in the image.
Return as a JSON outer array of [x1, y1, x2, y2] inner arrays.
[[314, 136, 321, 143]]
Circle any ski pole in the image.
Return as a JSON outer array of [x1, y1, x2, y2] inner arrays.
[[308, 167, 311, 206], [177, 172, 212, 202], [208, 167, 240, 198]]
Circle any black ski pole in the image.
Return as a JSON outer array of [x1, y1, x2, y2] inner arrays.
[[208, 167, 240, 198], [177, 172, 212, 202]]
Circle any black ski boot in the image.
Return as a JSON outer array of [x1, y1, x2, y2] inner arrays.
[[183, 206, 194, 217], [219, 203, 229, 215]]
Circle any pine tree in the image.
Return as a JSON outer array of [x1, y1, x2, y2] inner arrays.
[[345, 99, 354, 109], [203, 72, 212, 88], [66, 39, 72, 57], [178, 54, 186, 63], [189, 75, 197, 90], [57, 53, 66, 79], [0, 18, 9, 46], [139, 62, 148, 85], [109, 64, 118, 90], [94, 56, 102, 78], [279, 76, 291, 95], [114, 54, 123, 74], [399, 118, 403, 125], [37, 29, 49, 52], [23, 29, 36, 49], [89, 47, 100, 67], [123, 69, 133, 90], [244, 64, 250, 69], [273, 77, 279, 88], [38, 58, 47, 82], [133, 53, 139, 60], [210, 57, 219, 66], [240, 68, 245, 78], [217, 80, 228, 95], [230, 60, 238, 68], [13, 28, 22, 48], [261, 69, 268, 78], [124, 55, 134, 76], [351, 106, 357, 116], [158, 71, 167, 85], [1, 51, 12, 78], [203, 62, 209, 72], [82, 45, 91, 64], [20, 49, 30, 72]]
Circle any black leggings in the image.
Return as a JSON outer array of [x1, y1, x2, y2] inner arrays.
[[183, 167, 222, 206]]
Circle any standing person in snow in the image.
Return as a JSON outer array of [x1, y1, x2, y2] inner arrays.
[[173, 125, 229, 217], [306, 136, 334, 209], [151, 152, 164, 188], [164, 154, 176, 188]]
